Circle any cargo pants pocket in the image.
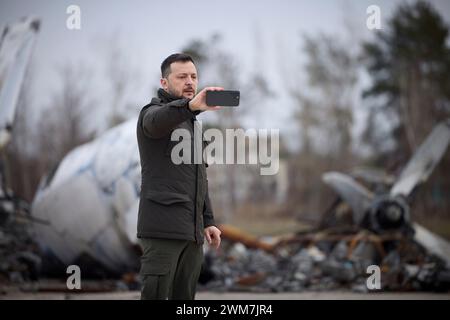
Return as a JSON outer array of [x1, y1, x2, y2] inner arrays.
[[140, 261, 171, 300]]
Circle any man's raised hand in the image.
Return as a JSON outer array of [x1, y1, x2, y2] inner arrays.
[[188, 87, 224, 111]]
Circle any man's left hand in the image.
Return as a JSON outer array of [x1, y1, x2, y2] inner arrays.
[[204, 226, 221, 249]]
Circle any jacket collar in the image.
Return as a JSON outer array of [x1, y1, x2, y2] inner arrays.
[[153, 88, 200, 119], [157, 88, 181, 103]]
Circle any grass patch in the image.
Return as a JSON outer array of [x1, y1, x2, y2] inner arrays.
[[415, 217, 450, 241], [227, 215, 310, 237]]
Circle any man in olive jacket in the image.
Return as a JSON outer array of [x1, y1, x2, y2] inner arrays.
[[136, 53, 222, 300]]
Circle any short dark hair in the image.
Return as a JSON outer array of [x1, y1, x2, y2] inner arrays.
[[161, 53, 195, 78]]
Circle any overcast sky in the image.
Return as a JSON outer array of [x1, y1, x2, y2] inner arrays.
[[1, 0, 450, 148]]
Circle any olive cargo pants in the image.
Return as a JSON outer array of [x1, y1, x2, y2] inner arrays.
[[139, 238, 203, 300]]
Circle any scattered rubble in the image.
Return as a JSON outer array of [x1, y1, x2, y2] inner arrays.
[[198, 224, 450, 293], [0, 187, 44, 292], [200, 120, 450, 293]]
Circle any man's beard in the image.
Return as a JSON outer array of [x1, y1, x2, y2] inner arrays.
[[166, 87, 182, 98], [168, 86, 195, 99]]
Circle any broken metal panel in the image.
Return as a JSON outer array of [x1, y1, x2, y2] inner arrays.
[[351, 167, 395, 187], [0, 19, 44, 279], [413, 223, 450, 267], [0, 17, 40, 150], [390, 120, 450, 197], [31, 119, 141, 274], [322, 172, 374, 225], [321, 120, 450, 236], [32, 173, 113, 265]]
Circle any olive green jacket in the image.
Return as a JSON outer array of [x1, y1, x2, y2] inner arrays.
[[136, 89, 215, 244]]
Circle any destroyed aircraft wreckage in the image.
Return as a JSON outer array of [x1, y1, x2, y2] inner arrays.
[[0, 17, 43, 288], [29, 116, 450, 292], [199, 119, 450, 292]]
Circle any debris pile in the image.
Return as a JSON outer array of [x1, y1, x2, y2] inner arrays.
[[198, 224, 450, 293], [199, 120, 447, 293], [0, 188, 43, 291]]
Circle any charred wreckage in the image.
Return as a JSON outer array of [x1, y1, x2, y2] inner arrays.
[[199, 119, 450, 293]]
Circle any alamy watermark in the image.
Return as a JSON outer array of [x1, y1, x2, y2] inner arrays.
[[66, 265, 81, 290], [366, 265, 381, 290], [66, 5, 81, 30], [366, 5, 381, 30], [170, 121, 279, 176]]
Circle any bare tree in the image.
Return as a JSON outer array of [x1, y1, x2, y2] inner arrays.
[[37, 62, 96, 175], [98, 33, 140, 129], [362, 1, 450, 220], [3, 61, 97, 202], [182, 32, 277, 223], [281, 32, 360, 220], [301, 34, 358, 159], [182, 35, 243, 222]]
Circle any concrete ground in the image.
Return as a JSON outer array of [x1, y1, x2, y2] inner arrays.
[[2, 290, 450, 300]]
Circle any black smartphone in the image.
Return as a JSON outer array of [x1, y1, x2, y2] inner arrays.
[[205, 90, 240, 107]]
